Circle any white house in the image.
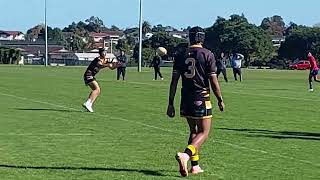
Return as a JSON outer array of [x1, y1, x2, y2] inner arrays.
[[0, 31, 25, 40], [169, 31, 188, 39], [272, 36, 285, 47], [145, 33, 153, 39]]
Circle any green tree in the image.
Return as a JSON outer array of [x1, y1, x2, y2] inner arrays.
[[142, 21, 152, 35], [284, 22, 298, 36], [69, 34, 87, 52], [314, 23, 320, 28], [85, 16, 106, 32], [132, 46, 155, 65], [110, 25, 120, 31], [142, 48, 155, 65], [26, 24, 44, 41], [205, 14, 274, 66], [182, 26, 192, 32], [48, 27, 65, 44], [260, 15, 286, 37], [126, 35, 136, 47], [124, 27, 139, 35], [279, 26, 320, 60], [26, 25, 65, 44], [0, 48, 20, 64], [116, 39, 130, 52], [132, 32, 187, 63], [152, 24, 166, 32], [63, 17, 107, 33]]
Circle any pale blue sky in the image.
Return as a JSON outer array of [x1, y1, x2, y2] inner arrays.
[[1, 0, 319, 32]]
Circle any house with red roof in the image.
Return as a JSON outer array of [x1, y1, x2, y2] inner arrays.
[[0, 30, 25, 40]]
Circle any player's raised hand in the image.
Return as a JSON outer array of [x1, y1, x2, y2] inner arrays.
[[218, 101, 225, 112], [166, 104, 175, 118]]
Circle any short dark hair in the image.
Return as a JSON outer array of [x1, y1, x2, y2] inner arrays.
[[189, 26, 205, 44], [98, 47, 106, 54]]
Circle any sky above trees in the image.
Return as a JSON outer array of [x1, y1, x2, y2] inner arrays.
[[1, 0, 320, 31]]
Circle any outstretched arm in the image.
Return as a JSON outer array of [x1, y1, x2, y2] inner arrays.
[[209, 74, 225, 111], [101, 60, 121, 70], [167, 70, 180, 118]]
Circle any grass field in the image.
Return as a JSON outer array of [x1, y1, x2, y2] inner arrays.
[[0, 65, 319, 180]]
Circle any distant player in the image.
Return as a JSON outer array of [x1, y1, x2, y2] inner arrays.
[[216, 52, 228, 82], [307, 52, 320, 92], [116, 50, 128, 81], [167, 26, 225, 177], [150, 49, 164, 80], [231, 52, 244, 82], [83, 48, 120, 112]]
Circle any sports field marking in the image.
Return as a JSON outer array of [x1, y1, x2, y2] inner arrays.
[[0, 91, 319, 168], [0, 133, 95, 136]]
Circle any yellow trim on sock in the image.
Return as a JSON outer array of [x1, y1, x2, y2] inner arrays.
[[187, 145, 196, 156], [191, 155, 199, 161]]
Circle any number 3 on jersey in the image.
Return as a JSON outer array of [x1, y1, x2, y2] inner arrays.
[[184, 58, 196, 78]]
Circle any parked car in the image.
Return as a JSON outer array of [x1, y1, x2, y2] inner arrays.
[[289, 60, 310, 70]]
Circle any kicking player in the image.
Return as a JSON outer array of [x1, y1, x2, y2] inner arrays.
[[167, 26, 225, 177], [83, 48, 120, 112], [307, 52, 320, 92]]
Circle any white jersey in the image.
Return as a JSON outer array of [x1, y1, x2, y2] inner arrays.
[[231, 54, 244, 68]]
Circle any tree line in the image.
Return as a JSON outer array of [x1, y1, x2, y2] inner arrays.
[[0, 47, 21, 64], [2, 14, 320, 67]]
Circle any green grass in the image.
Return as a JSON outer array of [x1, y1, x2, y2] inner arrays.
[[0, 65, 319, 180]]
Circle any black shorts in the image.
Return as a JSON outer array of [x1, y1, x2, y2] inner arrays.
[[84, 75, 96, 85], [233, 68, 242, 75], [310, 69, 319, 76], [180, 92, 213, 120]]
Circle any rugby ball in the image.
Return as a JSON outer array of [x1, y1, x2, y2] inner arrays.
[[157, 47, 167, 56]]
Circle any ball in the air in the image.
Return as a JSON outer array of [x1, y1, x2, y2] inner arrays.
[[156, 47, 167, 56]]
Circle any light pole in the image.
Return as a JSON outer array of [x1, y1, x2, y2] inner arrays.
[[138, 0, 143, 72], [44, 0, 48, 67]]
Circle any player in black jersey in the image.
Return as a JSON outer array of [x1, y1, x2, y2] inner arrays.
[[167, 27, 225, 177], [83, 48, 120, 112]]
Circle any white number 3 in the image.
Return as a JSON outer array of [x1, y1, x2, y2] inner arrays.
[[184, 58, 196, 78]]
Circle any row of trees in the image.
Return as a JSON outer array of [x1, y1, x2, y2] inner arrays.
[[131, 14, 320, 67], [279, 25, 320, 60], [4, 14, 320, 67], [25, 16, 101, 50], [205, 14, 274, 66], [0, 48, 21, 64], [24, 16, 187, 53]]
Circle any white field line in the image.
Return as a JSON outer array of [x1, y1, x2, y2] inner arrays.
[[0, 91, 319, 168], [0, 133, 95, 136]]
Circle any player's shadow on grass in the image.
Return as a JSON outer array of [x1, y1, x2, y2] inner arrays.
[[14, 108, 82, 113], [0, 164, 172, 177], [218, 128, 320, 141]]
